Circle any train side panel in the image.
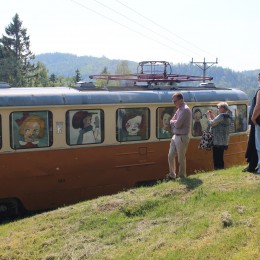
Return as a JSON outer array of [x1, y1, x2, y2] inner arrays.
[[0, 87, 249, 215], [0, 133, 247, 212]]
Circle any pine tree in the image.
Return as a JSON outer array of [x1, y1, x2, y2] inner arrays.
[[0, 44, 15, 83], [49, 73, 56, 87], [33, 62, 50, 87], [0, 13, 37, 86], [95, 66, 109, 87], [75, 69, 81, 83]]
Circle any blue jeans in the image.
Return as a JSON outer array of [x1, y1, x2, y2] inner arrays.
[[254, 125, 260, 173]]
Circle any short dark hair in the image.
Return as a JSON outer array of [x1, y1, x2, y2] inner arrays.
[[193, 108, 202, 119], [161, 108, 174, 120]]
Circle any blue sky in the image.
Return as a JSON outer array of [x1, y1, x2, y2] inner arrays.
[[1, 0, 260, 71]]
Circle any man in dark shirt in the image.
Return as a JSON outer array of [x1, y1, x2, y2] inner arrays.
[[251, 72, 260, 174]]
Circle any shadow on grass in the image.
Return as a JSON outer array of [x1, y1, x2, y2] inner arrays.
[[135, 177, 203, 192], [178, 177, 203, 190], [0, 209, 52, 225], [134, 179, 161, 188]]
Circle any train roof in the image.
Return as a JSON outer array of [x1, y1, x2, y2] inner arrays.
[[0, 61, 248, 107], [0, 85, 248, 107]]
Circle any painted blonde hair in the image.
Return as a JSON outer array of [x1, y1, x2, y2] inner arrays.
[[19, 115, 46, 138]]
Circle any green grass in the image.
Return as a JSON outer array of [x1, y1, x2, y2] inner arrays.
[[0, 166, 259, 260]]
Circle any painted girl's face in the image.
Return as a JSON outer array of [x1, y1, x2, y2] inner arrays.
[[162, 113, 171, 129], [125, 115, 142, 135], [23, 121, 40, 142], [194, 111, 202, 121], [83, 115, 92, 128]]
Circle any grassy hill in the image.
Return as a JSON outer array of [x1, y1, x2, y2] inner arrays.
[[0, 166, 259, 259]]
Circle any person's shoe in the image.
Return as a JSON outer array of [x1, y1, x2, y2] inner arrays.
[[164, 173, 176, 181], [242, 166, 257, 173], [242, 166, 249, 172], [177, 176, 187, 182]]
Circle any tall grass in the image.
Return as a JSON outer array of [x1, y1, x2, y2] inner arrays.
[[0, 166, 259, 259]]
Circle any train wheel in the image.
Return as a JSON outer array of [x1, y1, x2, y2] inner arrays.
[[0, 198, 22, 219]]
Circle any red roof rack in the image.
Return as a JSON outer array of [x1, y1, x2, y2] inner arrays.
[[89, 61, 213, 84]]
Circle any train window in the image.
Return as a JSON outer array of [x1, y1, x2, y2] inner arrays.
[[229, 104, 247, 132], [116, 108, 150, 142], [66, 109, 104, 145], [192, 104, 247, 137], [192, 107, 208, 137], [10, 111, 53, 149], [156, 107, 176, 139]]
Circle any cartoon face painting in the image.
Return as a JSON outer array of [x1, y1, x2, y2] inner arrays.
[[18, 115, 46, 148], [72, 110, 98, 144], [22, 121, 40, 142], [192, 108, 203, 137], [125, 115, 142, 136], [162, 112, 171, 131], [193, 109, 202, 122], [82, 114, 92, 128], [117, 108, 149, 142], [157, 108, 174, 139]]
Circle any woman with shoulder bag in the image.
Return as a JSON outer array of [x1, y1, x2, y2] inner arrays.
[[206, 102, 231, 170]]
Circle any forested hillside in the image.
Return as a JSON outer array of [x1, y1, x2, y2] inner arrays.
[[34, 53, 137, 78], [35, 52, 259, 101]]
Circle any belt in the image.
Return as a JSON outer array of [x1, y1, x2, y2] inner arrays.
[[175, 134, 188, 136]]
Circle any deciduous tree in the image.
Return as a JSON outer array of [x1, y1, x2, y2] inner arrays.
[[114, 60, 132, 86]]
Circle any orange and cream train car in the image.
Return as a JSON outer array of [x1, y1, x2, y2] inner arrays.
[[0, 82, 248, 216]]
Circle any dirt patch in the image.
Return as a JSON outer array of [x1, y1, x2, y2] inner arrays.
[[93, 198, 125, 212]]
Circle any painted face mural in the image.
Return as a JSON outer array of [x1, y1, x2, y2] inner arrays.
[[194, 110, 202, 122], [82, 115, 92, 128], [162, 113, 171, 130], [125, 115, 142, 136], [70, 110, 102, 145], [117, 108, 149, 142], [16, 114, 46, 149], [22, 121, 41, 142], [157, 107, 174, 139]]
